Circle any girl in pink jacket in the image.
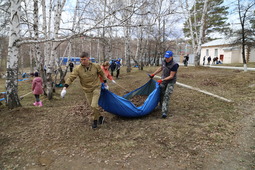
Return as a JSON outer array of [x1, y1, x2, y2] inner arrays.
[[32, 72, 44, 106]]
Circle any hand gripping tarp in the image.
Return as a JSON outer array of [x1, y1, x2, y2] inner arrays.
[[99, 79, 160, 117]]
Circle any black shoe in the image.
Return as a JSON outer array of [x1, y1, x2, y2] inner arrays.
[[92, 120, 98, 129], [99, 116, 105, 125], [162, 113, 167, 119]]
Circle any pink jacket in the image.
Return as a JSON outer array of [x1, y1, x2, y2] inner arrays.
[[100, 65, 113, 82], [32, 77, 43, 95]]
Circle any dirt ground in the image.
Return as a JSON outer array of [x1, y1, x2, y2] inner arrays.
[[0, 66, 254, 170]]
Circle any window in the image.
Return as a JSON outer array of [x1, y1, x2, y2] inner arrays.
[[206, 49, 209, 56], [214, 49, 218, 57]]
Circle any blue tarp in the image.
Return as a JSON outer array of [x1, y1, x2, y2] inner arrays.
[[99, 79, 160, 117], [0, 92, 6, 102], [18, 78, 29, 81]]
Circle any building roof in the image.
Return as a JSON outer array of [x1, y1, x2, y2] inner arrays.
[[202, 37, 237, 47]]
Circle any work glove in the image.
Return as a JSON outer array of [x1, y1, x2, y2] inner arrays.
[[157, 79, 163, 84], [112, 80, 116, 84], [104, 84, 109, 90], [60, 89, 66, 98], [149, 74, 155, 79]]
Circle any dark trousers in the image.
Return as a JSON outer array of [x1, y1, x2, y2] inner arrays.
[[34, 94, 40, 102], [111, 70, 114, 76], [116, 69, 120, 78]]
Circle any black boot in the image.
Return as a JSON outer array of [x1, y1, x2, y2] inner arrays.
[[92, 120, 98, 129], [99, 116, 105, 124]]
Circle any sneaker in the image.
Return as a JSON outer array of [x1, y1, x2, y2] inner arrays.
[[33, 102, 39, 106], [99, 116, 105, 125], [162, 113, 167, 119], [38, 101, 43, 107], [92, 120, 98, 129]]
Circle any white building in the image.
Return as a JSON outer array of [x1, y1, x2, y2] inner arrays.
[[200, 38, 255, 65]]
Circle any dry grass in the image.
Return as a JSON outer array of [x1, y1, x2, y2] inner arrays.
[[0, 65, 255, 169]]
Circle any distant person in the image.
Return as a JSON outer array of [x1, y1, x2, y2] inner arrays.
[[215, 57, 219, 64], [22, 72, 27, 78], [207, 56, 211, 65], [148, 51, 179, 118], [203, 56, 206, 65], [115, 59, 121, 79], [32, 72, 44, 107], [100, 61, 116, 84], [44, 65, 47, 74], [69, 61, 74, 72], [212, 57, 217, 65], [183, 54, 189, 67], [61, 52, 108, 129], [109, 60, 116, 76]]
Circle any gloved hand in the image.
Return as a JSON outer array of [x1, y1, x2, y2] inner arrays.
[[149, 74, 155, 78], [60, 89, 66, 98], [112, 80, 116, 84], [157, 79, 163, 84], [104, 84, 109, 90]]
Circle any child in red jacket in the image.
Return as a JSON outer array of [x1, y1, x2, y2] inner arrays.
[[32, 72, 44, 106], [100, 61, 116, 84]]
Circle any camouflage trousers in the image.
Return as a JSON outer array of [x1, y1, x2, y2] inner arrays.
[[160, 82, 175, 115]]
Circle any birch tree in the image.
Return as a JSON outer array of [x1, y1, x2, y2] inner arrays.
[[195, 0, 208, 65], [4, 0, 166, 109], [183, 0, 229, 65], [0, 0, 10, 72], [6, 0, 22, 109], [45, 0, 66, 99]]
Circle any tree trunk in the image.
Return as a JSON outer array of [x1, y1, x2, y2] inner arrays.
[[46, 0, 66, 99], [125, 26, 132, 73], [6, 0, 22, 109], [195, 0, 208, 66], [185, 0, 196, 54]]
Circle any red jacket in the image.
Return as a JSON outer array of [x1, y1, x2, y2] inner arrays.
[[32, 77, 43, 95], [100, 65, 113, 82]]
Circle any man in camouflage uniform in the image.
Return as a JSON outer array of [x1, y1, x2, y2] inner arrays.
[[61, 52, 108, 129], [149, 51, 179, 118]]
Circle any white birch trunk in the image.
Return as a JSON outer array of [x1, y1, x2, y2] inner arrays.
[[0, 43, 2, 68], [6, 0, 22, 109], [20, 48, 23, 74], [33, 0, 43, 72], [46, 0, 66, 99], [125, 26, 131, 72], [124, 0, 131, 71], [41, 0, 47, 66], [96, 29, 100, 62], [193, 0, 199, 47], [185, 0, 196, 54], [195, 0, 208, 66], [29, 46, 33, 73], [44, 0, 53, 67]]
